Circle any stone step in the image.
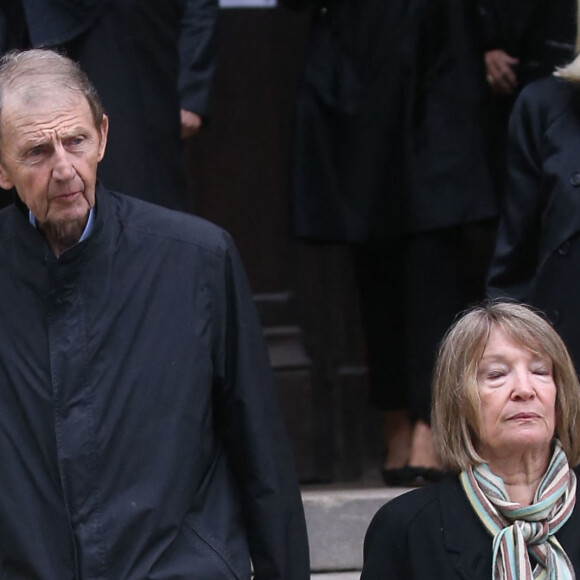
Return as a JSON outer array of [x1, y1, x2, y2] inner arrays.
[[302, 486, 410, 574], [311, 573, 360, 580]]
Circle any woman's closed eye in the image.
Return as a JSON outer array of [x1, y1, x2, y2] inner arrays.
[[478, 365, 508, 383]]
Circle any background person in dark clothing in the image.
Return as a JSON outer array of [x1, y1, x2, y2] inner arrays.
[[281, 0, 497, 485], [0, 49, 309, 579], [486, 27, 580, 377], [0, 0, 218, 211], [478, 0, 576, 189]]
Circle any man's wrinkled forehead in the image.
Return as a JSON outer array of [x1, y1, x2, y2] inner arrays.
[[0, 82, 92, 142]]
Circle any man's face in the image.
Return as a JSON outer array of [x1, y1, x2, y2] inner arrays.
[[0, 87, 108, 230]]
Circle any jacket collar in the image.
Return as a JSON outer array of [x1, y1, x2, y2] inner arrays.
[[7, 182, 110, 266]]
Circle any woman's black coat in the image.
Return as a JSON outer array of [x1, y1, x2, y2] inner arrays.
[[283, 0, 497, 242], [487, 73, 580, 369], [361, 472, 580, 579]]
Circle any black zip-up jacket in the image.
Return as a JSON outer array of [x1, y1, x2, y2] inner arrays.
[[0, 186, 309, 579]]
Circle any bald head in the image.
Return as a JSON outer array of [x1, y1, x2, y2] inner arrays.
[[0, 49, 105, 141]]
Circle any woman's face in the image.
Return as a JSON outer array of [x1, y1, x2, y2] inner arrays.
[[475, 325, 556, 462]]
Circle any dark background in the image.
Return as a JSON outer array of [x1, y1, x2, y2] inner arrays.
[[185, 6, 380, 483]]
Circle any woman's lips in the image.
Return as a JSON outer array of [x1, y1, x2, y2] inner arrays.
[[508, 412, 540, 420]]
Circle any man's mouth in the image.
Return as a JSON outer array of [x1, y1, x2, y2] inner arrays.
[[54, 190, 82, 201]]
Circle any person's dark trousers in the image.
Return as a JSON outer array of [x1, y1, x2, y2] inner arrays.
[[354, 221, 495, 422]]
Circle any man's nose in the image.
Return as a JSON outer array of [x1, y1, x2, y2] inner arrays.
[[51, 146, 76, 181]]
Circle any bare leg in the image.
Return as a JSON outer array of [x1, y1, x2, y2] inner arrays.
[[408, 419, 441, 468], [382, 409, 412, 470]]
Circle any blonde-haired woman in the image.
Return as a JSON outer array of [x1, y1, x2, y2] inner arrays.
[[361, 302, 580, 579]]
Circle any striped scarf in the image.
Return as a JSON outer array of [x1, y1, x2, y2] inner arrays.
[[460, 440, 576, 580]]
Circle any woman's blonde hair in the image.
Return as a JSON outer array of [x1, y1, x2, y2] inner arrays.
[[553, 1, 580, 80], [432, 301, 580, 472]]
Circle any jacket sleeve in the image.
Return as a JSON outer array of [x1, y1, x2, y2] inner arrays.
[[486, 84, 548, 301], [178, 0, 218, 117], [477, 0, 505, 50], [213, 233, 310, 580]]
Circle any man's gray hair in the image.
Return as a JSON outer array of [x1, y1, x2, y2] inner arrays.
[[0, 49, 105, 136]]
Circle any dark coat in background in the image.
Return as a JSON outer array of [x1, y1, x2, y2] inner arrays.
[[478, 0, 576, 84], [361, 471, 580, 579], [283, 0, 497, 242], [476, 0, 576, 192], [487, 73, 580, 370], [0, 186, 309, 579], [0, 0, 217, 211]]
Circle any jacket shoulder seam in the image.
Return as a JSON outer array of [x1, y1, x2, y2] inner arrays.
[[121, 222, 229, 259]]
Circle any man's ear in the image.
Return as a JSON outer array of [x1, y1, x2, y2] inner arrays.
[[0, 159, 14, 191], [97, 115, 109, 162]]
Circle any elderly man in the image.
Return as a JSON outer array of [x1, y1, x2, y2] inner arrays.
[[0, 49, 309, 579], [0, 0, 218, 210]]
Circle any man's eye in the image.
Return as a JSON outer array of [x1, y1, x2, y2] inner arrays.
[[27, 147, 44, 157], [70, 136, 85, 146]]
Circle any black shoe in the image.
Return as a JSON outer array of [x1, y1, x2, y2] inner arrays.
[[382, 466, 446, 487], [381, 466, 411, 487], [405, 466, 446, 487]]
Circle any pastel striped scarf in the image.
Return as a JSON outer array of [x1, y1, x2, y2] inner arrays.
[[460, 440, 576, 580]]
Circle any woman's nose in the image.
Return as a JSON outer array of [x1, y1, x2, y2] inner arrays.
[[512, 370, 535, 399]]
